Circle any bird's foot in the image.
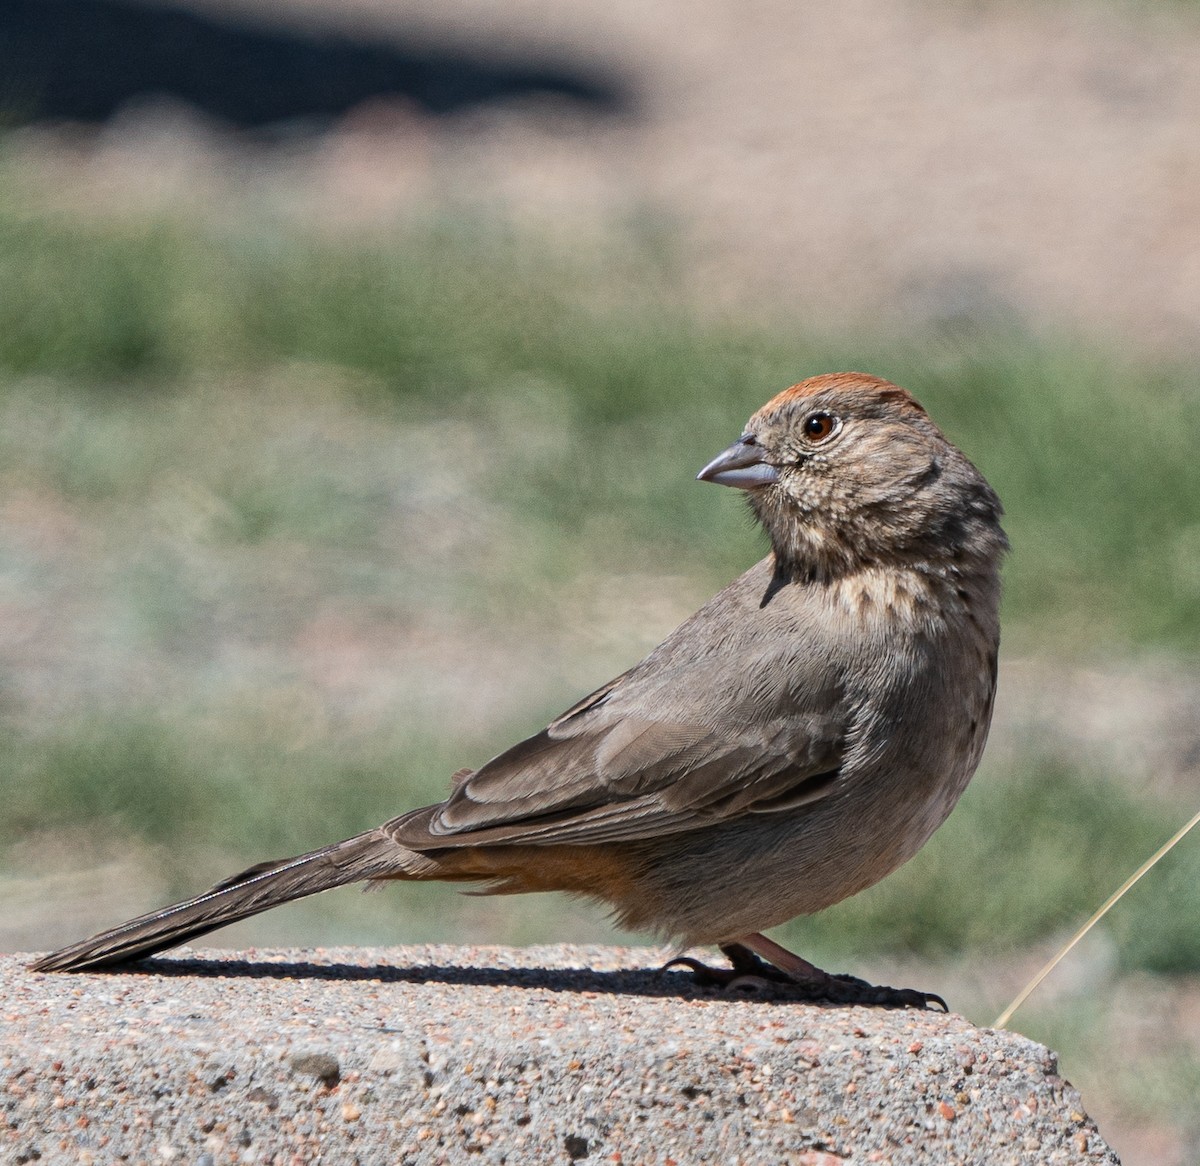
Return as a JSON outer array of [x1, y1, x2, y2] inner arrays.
[[660, 954, 768, 990], [660, 939, 946, 1011], [804, 971, 948, 1011], [661, 942, 795, 990]]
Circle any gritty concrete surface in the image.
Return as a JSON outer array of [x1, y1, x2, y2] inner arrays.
[[4, 945, 1116, 1164]]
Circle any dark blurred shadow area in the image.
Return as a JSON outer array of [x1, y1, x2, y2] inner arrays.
[[0, 0, 632, 132]]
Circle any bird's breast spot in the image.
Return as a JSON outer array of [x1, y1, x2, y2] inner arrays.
[[833, 568, 947, 633]]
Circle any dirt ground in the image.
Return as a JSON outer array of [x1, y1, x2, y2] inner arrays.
[[18, 0, 1200, 352]]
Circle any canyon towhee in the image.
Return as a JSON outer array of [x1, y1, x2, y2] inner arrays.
[[32, 372, 1006, 1009]]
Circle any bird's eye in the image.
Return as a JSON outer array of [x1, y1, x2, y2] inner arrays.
[[803, 412, 838, 442]]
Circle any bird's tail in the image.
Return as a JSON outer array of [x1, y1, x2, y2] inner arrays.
[[29, 829, 411, 973]]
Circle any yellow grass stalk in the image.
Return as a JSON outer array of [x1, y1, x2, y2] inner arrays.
[[994, 805, 1200, 1029]]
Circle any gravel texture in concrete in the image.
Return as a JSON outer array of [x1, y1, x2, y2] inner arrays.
[[4, 945, 1117, 1164]]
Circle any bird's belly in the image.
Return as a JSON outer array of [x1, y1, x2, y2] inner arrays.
[[610, 753, 978, 946]]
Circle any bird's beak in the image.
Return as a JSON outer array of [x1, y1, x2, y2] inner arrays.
[[696, 435, 781, 490]]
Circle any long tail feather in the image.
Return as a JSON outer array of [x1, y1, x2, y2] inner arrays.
[[29, 830, 405, 972]]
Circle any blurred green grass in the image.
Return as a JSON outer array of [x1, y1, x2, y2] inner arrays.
[[2, 176, 1200, 977], [3, 185, 1199, 646]]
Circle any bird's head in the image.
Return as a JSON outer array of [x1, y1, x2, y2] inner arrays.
[[699, 373, 1006, 580]]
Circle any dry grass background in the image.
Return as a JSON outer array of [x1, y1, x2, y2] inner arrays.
[[4, 0, 1200, 1161]]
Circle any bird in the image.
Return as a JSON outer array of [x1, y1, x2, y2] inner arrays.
[[31, 372, 1007, 1009]]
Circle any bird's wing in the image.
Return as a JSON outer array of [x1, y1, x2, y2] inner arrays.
[[388, 558, 849, 850]]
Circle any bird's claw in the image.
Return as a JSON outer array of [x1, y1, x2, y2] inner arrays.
[[659, 959, 775, 996], [822, 972, 948, 1011], [659, 955, 947, 1010], [659, 955, 736, 988]]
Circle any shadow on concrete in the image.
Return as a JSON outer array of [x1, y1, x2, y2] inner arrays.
[[108, 954, 717, 998], [0, 0, 632, 131], [90, 953, 930, 1008]]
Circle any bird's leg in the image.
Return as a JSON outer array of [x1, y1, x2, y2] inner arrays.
[[662, 932, 947, 1011]]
